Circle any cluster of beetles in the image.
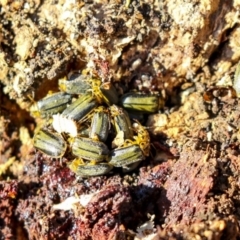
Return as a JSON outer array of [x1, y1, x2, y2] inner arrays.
[[31, 72, 162, 177]]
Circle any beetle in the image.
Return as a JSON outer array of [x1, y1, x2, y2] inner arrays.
[[30, 92, 72, 118], [58, 73, 92, 95], [90, 78, 118, 106], [100, 82, 119, 105], [59, 73, 118, 105], [71, 137, 109, 163], [89, 106, 110, 142], [59, 72, 102, 97], [120, 92, 163, 113], [108, 144, 145, 167], [109, 121, 150, 168], [109, 105, 133, 141], [68, 159, 113, 177], [77, 163, 113, 177], [33, 128, 67, 158], [52, 92, 101, 135], [61, 92, 98, 121]]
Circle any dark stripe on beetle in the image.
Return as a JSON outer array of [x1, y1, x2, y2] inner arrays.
[[111, 147, 141, 161], [40, 130, 63, 143], [35, 131, 65, 149], [62, 97, 96, 120], [73, 139, 108, 154], [41, 102, 70, 111]]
